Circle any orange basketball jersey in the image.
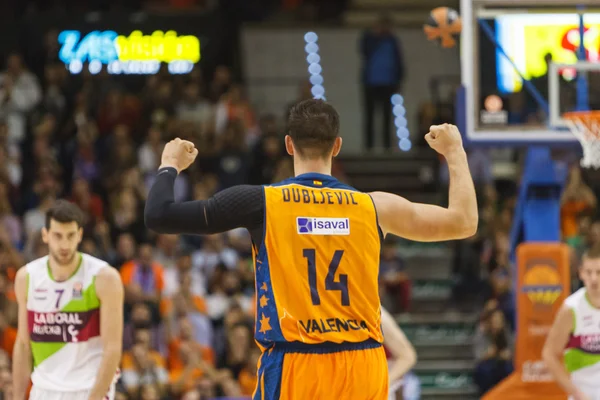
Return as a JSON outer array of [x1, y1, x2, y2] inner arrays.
[[253, 173, 384, 349]]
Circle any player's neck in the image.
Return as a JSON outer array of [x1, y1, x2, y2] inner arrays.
[[48, 253, 81, 282], [294, 159, 332, 177]]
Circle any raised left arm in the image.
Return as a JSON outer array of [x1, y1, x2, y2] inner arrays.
[[88, 267, 124, 400]]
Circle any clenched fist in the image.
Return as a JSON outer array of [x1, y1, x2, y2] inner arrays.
[[424, 124, 464, 157], [160, 138, 198, 173]]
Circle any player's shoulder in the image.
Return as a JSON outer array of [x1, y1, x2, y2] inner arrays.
[[80, 252, 111, 274], [94, 266, 123, 298], [564, 287, 587, 309], [95, 265, 121, 282], [15, 264, 29, 285], [23, 255, 49, 274], [79, 252, 115, 275]]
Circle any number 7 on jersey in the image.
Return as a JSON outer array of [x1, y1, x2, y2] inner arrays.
[[303, 249, 350, 306], [55, 289, 65, 308]]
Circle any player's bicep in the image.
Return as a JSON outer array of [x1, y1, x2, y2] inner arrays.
[[543, 306, 574, 358], [14, 267, 30, 342], [370, 191, 472, 241], [96, 267, 124, 348]]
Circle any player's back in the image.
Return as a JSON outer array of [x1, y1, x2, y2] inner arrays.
[[26, 252, 109, 391], [256, 172, 383, 347], [253, 172, 387, 400]]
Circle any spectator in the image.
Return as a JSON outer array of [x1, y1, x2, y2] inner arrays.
[[96, 89, 140, 137], [164, 248, 205, 298], [0, 53, 42, 144], [139, 383, 161, 400], [452, 231, 484, 306], [109, 188, 147, 243], [567, 212, 594, 290], [0, 123, 22, 189], [214, 120, 251, 189], [120, 243, 165, 321], [153, 234, 179, 271], [121, 341, 169, 397], [163, 270, 213, 348], [216, 322, 253, 379], [0, 183, 22, 249], [379, 237, 411, 313], [109, 233, 137, 270], [138, 127, 165, 176], [561, 165, 597, 240], [71, 123, 101, 186], [285, 80, 312, 120], [483, 266, 514, 331], [360, 15, 404, 150], [175, 82, 214, 133], [474, 308, 513, 396], [123, 302, 164, 354], [249, 131, 284, 185], [207, 268, 253, 321], [237, 347, 260, 396], [168, 316, 215, 396], [215, 85, 257, 138], [70, 177, 104, 228], [41, 63, 68, 118], [192, 234, 238, 284], [587, 220, 600, 252], [209, 66, 232, 103]]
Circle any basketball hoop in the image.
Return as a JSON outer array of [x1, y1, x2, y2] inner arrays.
[[563, 110, 600, 169]]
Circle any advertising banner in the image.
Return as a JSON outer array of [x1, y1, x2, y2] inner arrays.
[[0, 10, 225, 76]]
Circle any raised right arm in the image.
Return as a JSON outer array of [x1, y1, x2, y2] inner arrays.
[[12, 267, 32, 400], [371, 124, 478, 241]]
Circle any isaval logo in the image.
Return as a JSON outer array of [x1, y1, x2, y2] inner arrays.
[[296, 217, 350, 236], [522, 262, 562, 306]]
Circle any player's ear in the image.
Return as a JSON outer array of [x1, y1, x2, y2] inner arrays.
[[41, 227, 49, 244], [285, 135, 295, 156], [77, 227, 83, 243], [331, 137, 342, 157]]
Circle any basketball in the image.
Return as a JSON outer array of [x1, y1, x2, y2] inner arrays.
[[423, 7, 462, 48]]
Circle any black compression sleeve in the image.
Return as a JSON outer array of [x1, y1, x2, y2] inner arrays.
[[144, 167, 265, 235]]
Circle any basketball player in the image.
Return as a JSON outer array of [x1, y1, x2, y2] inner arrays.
[[543, 246, 600, 400], [381, 306, 417, 399], [145, 99, 477, 399], [13, 200, 123, 400]]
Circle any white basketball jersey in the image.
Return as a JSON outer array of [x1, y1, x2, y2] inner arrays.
[[563, 287, 600, 388], [26, 253, 110, 391]]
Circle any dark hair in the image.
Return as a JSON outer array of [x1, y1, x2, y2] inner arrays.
[[176, 247, 193, 259], [584, 245, 600, 261], [286, 99, 340, 159], [45, 200, 85, 229]]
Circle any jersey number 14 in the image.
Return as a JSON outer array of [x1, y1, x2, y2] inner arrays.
[[303, 249, 349, 306]]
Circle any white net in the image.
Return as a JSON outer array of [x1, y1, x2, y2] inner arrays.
[[564, 111, 600, 169]]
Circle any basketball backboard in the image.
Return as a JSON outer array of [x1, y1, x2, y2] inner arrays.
[[458, 0, 600, 145]]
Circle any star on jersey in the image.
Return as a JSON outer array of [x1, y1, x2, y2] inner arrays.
[[259, 295, 269, 308], [260, 282, 268, 291], [259, 313, 272, 334]]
